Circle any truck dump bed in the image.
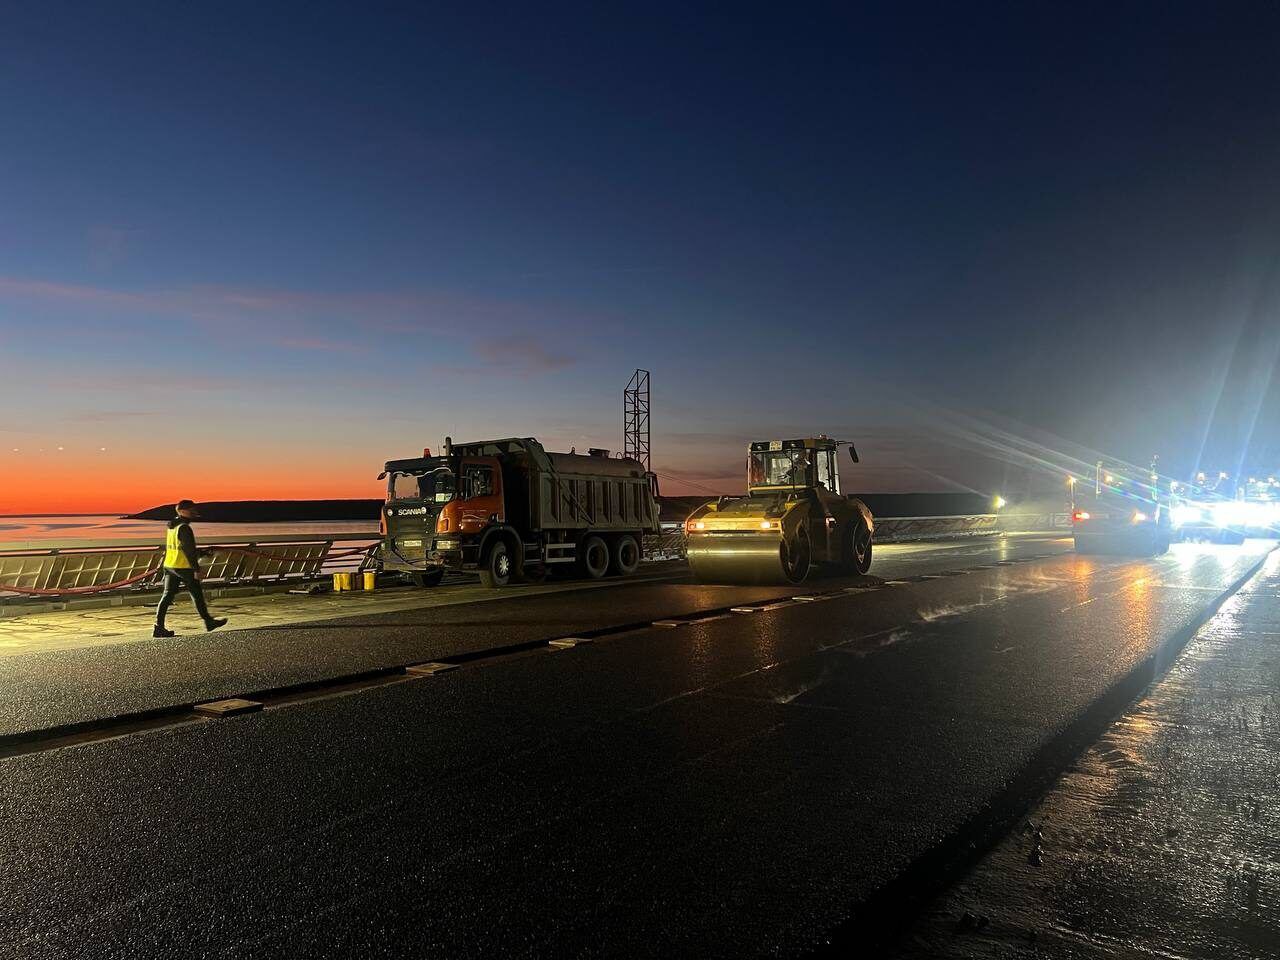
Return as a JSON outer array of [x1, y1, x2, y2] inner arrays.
[[450, 438, 659, 535]]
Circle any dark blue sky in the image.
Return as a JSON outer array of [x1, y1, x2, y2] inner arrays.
[[3, 2, 1279, 510]]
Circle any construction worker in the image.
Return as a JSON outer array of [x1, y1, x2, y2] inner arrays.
[[153, 499, 228, 638]]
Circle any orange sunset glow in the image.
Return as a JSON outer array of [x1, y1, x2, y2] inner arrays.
[[1, 447, 383, 516]]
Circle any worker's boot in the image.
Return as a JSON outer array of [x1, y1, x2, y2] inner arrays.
[[204, 617, 228, 632], [152, 625, 175, 638]]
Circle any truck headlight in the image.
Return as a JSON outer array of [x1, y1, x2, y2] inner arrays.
[[433, 539, 460, 551]]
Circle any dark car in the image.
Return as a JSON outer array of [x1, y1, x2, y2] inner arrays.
[[1072, 462, 1171, 555]]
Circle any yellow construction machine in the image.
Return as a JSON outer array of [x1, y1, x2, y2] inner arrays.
[[684, 437, 873, 584]]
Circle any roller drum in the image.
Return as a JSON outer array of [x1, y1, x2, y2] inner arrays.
[[685, 534, 802, 585]]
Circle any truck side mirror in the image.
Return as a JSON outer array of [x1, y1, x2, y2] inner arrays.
[[847, 444, 859, 464]]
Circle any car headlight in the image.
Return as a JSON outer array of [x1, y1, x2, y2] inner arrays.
[[1171, 505, 1203, 527]]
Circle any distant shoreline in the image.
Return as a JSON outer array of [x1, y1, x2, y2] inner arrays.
[[125, 499, 383, 522], [0, 513, 127, 519]]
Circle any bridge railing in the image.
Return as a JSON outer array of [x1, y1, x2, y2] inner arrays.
[[0, 533, 380, 601]]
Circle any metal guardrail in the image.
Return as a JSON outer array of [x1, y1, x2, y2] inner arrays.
[[0, 533, 380, 600], [874, 513, 1069, 541]]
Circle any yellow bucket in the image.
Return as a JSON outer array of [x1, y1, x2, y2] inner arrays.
[[362, 571, 377, 591], [333, 572, 346, 592]]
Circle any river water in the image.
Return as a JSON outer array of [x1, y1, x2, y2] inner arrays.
[[0, 515, 378, 549]]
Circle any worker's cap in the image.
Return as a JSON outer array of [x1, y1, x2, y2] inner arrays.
[[175, 499, 200, 515]]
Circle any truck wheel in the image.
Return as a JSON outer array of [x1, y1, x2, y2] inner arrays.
[[411, 570, 444, 588], [610, 535, 641, 576], [579, 535, 610, 579], [479, 541, 513, 588]]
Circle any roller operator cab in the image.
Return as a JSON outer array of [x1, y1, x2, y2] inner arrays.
[[1072, 460, 1172, 556], [684, 437, 874, 584], [383, 437, 660, 588]]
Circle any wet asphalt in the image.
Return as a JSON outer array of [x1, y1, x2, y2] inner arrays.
[[0, 534, 1071, 738], [895, 548, 1280, 959], [0, 539, 1272, 958]]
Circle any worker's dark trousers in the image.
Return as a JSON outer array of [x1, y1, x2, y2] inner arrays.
[[155, 568, 213, 627]]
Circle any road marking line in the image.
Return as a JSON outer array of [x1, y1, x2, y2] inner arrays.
[[193, 698, 262, 718], [652, 620, 684, 628], [549, 637, 593, 648], [405, 662, 458, 676]]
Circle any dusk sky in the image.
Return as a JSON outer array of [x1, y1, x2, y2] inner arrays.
[[4, 3, 1280, 514]]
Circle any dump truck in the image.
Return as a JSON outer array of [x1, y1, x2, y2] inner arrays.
[[684, 437, 873, 584], [381, 437, 660, 588]]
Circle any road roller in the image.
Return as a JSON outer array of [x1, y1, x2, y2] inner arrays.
[[684, 437, 874, 584]]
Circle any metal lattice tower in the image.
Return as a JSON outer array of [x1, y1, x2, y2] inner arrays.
[[624, 369, 651, 472]]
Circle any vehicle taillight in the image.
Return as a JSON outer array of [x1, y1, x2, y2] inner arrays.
[[686, 519, 706, 532], [1073, 511, 1090, 521]]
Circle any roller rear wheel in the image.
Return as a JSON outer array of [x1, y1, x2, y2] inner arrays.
[[853, 524, 873, 574], [781, 529, 811, 584]]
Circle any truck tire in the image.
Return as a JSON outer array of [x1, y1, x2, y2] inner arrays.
[[411, 570, 445, 588], [610, 534, 641, 576], [579, 535, 610, 579], [479, 540, 513, 588]]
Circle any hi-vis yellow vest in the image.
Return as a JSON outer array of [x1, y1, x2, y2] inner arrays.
[[164, 524, 193, 569]]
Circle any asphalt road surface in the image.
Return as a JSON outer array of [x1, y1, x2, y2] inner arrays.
[[0, 534, 1072, 739], [1, 535, 1272, 958]]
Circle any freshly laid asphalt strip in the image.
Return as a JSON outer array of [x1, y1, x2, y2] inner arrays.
[[0, 535, 1071, 740], [893, 549, 1280, 958], [0, 543, 1269, 958]]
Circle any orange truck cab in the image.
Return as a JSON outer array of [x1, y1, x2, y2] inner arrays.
[[386, 437, 660, 588]]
